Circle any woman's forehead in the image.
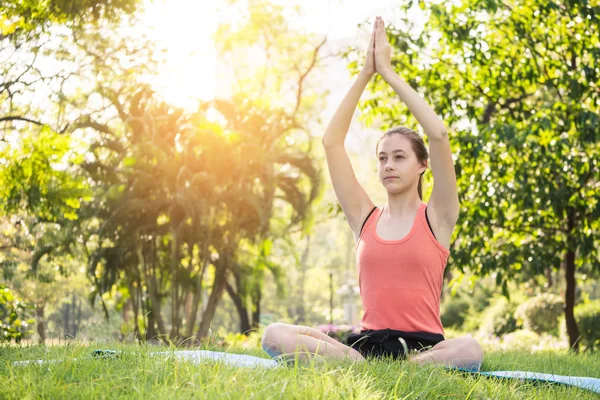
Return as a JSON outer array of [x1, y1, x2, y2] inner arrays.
[[379, 135, 411, 152]]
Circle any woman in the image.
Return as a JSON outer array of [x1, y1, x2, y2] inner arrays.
[[261, 17, 483, 371]]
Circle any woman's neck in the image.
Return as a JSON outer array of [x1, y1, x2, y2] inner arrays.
[[384, 192, 422, 218]]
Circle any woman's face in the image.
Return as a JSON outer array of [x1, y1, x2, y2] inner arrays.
[[377, 134, 426, 192]]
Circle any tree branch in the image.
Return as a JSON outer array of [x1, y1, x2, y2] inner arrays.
[[293, 35, 328, 115], [0, 116, 45, 125]]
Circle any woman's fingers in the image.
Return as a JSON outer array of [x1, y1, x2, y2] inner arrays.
[[373, 19, 377, 44], [370, 21, 376, 49], [376, 17, 389, 47], [374, 20, 377, 47]]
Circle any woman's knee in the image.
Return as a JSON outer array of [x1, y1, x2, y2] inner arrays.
[[468, 337, 483, 363], [459, 337, 483, 370], [262, 323, 286, 345], [261, 323, 293, 356]]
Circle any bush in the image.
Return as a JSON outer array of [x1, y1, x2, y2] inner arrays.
[[480, 296, 521, 336], [501, 329, 541, 350], [466, 282, 496, 314], [515, 293, 564, 335], [221, 330, 264, 349], [0, 285, 34, 343], [575, 300, 600, 352], [440, 296, 470, 328]]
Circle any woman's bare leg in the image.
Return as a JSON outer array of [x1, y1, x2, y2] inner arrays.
[[408, 336, 483, 371], [262, 322, 365, 362]]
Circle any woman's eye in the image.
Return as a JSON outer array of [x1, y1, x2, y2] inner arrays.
[[395, 156, 403, 159]]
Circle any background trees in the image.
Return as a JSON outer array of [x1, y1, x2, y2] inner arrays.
[[348, 0, 599, 350], [1, 0, 598, 352]]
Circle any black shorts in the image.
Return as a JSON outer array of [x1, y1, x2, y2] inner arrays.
[[343, 329, 444, 360]]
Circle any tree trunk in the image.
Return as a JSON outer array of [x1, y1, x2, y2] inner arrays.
[[143, 238, 167, 338], [196, 261, 228, 341], [296, 235, 310, 324], [35, 302, 45, 344], [63, 301, 70, 339], [74, 293, 81, 337], [170, 230, 181, 341], [251, 288, 261, 330], [129, 288, 141, 341], [564, 207, 580, 351], [184, 291, 194, 332], [186, 239, 210, 338], [564, 248, 580, 351], [225, 281, 251, 335], [146, 296, 157, 341], [179, 240, 195, 334], [545, 266, 553, 287], [121, 298, 130, 341]]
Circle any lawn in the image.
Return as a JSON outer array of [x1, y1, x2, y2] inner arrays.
[[1, 344, 599, 399]]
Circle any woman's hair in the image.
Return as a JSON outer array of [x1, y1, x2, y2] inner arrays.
[[375, 127, 429, 200]]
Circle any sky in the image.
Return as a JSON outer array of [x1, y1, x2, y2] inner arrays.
[[3, 0, 435, 175], [137, 0, 439, 200], [141, 0, 427, 110]]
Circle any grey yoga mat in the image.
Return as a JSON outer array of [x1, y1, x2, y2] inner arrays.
[[12, 350, 600, 395], [453, 367, 600, 394]]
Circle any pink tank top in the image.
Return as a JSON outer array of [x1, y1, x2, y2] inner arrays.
[[355, 202, 450, 334]]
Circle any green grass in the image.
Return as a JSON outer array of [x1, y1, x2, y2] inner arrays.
[[1, 344, 599, 399]]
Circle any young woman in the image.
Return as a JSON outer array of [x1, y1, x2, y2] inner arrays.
[[261, 17, 483, 371]]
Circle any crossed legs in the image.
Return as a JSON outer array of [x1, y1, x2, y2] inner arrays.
[[409, 336, 484, 371], [261, 323, 365, 362], [261, 323, 483, 370]]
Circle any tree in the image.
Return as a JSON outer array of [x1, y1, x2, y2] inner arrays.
[[61, 8, 324, 341], [0, 0, 140, 40], [0, 283, 33, 342], [349, 0, 599, 350], [0, 125, 90, 343], [1, 0, 326, 343], [1, 0, 141, 128], [0, 0, 141, 343], [210, 0, 328, 335]]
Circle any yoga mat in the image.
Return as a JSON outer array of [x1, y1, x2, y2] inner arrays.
[[453, 368, 600, 394], [12, 349, 279, 369], [12, 350, 600, 394]]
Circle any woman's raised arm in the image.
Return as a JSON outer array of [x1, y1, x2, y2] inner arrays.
[[321, 23, 377, 239], [374, 17, 459, 228]]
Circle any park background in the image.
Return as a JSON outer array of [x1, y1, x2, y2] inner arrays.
[[1, 0, 599, 361]]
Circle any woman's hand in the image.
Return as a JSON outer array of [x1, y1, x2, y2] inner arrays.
[[359, 20, 376, 78], [374, 17, 393, 76]]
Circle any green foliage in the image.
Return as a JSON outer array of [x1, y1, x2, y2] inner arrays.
[[442, 276, 497, 331], [466, 282, 496, 314], [67, 0, 326, 340], [0, 284, 33, 342], [575, 300, 600, 352], [0, 0, 140, 39], [348, 0, 600, 348], [500, 329, 542, 350], [0, 127, 90, 222], [480, 296, 521, 336], [515, 293, 564, 335], [220, 329, 263, 349], [441, 295, 470, 328]]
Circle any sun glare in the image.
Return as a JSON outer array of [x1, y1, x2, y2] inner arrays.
[[142, 0, 219, 110], [138, 0, 425, 112]]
